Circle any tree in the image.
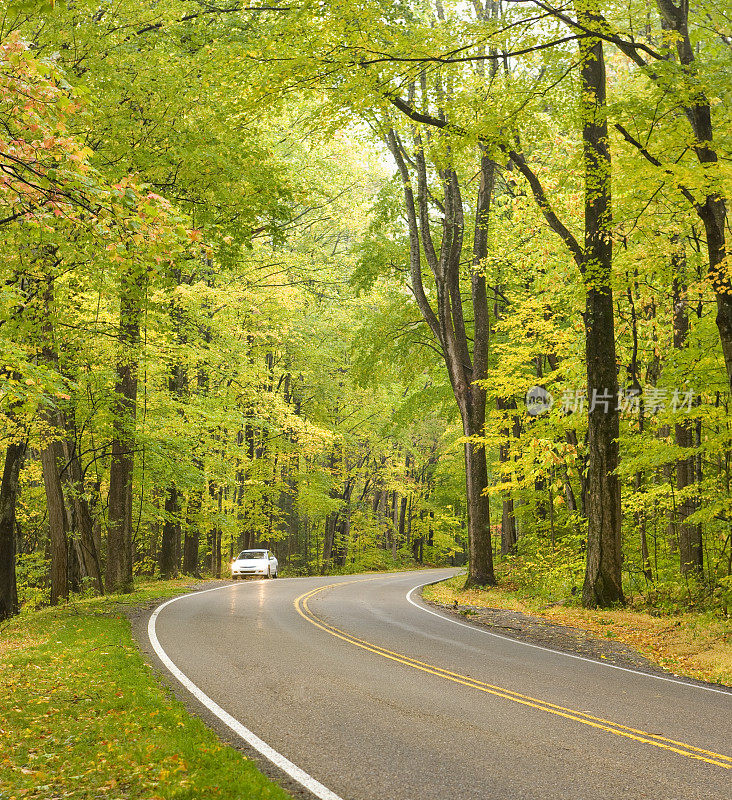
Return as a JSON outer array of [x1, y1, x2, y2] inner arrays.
[[0, 440, 25, 620], [4, 0, 730, 620], [385, 129, 495, 585]]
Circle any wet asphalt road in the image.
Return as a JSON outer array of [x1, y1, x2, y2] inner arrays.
[[144, 569, 731, 800]]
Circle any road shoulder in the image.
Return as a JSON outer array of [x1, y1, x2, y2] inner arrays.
[[420, 579, 731, 690], [0, 578, 295, 800]]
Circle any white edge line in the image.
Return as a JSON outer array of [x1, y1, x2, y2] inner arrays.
[[406, 579, 732, 696], [147, 584, 345, 800]]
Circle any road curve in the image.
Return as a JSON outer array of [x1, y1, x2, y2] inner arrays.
[[145, 570, 731, 800]]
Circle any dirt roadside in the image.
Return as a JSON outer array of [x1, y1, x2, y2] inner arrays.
[[420, 592, 731, 691]]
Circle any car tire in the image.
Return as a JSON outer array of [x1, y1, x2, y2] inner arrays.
[[273, 570, 278, 578]]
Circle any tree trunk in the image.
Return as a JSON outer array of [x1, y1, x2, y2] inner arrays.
[[398, 494, 407, 540], [168, 268, 190, 574], [493, 10, 621, 604], [654, 0, 732, 395], [501, 496, 517, 556], [47, 283, 105, 594], [321, 449, 340, 573], [182, 502, 200, 576], [172, 511, 181, 572], [494, 273, 521, 553], [625, 272, 652, 580], [583, 287, 623, 606], [62, 436, 104, 593], [391, 490, 398, 560], [237, 424, 255, 551], [715, 287, 732, 396], [463, 399, 494, 584], [497, 398, 517, 555], [321, 510, 336, 573], [565, 429, 588, 516], [671, 268, 703, 575], [336, 513, 351, 568], [215, 486, 223, 577], [386, 131, 495, 587], [676, 425, 702, 575], [634, 470, 652, 581], [334, 476, 353, 568], [160, 486, 180, 579], [106, 267, 143, 593], [579, 14, 624, 607], [40, 439, 69, 604], [38, 279, 69, 604], [182, 522, 199, 576], [464, 151, 495, 585], [0, 442, 25, 621]]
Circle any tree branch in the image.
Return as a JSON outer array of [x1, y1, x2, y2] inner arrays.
[[504, 146, 584, 269], [356, 34, 589, 66], [387, 95, 584, 271], [385, 129, 442, 345], [614, 123, 703, 213], [136, 4, 291, 36]]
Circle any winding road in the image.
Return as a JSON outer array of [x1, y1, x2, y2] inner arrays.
[[143, 569, 731, 800]]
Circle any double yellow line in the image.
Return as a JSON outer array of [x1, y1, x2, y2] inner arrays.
[[294, 582, 731, 770]]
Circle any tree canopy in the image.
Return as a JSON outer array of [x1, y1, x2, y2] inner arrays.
[[1, 0, 730, 618]]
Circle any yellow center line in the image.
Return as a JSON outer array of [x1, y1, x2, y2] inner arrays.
[[294, 581, 731, 770]]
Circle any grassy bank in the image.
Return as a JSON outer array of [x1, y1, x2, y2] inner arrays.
[[0, 579, 290, 800], [423, 574, 731, 686]]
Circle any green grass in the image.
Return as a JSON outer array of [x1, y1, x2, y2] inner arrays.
[[0, 579, 291, 800]]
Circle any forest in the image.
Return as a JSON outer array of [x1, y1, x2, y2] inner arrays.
[[0, 0, 730, 619]]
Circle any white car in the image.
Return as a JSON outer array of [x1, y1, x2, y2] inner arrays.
[[231, 549, 278, 579]]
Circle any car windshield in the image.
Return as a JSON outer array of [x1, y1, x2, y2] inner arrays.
[[237, 551, 267, 560]]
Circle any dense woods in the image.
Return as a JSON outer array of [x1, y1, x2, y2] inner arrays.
[[1, 0, 730, 618]]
